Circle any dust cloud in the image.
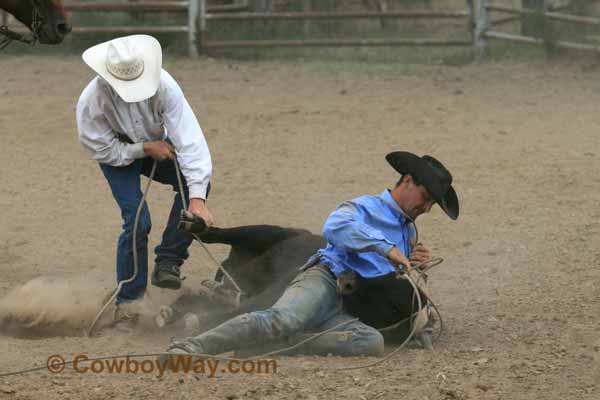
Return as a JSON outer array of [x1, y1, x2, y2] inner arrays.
[[0, 275, 167, 337]]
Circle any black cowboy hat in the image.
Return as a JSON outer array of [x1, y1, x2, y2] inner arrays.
[[386, 151, 459, 220]]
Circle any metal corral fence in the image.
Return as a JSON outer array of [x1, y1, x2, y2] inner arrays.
[[197, 0, 472, 50], [2, 0, 599, 57], [66, 0, 250, 56], [475, 0, 600, 58], [198, 0, 600, 58], [1, 0, 251, 56]]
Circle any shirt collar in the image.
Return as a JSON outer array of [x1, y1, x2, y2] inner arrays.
[[379, 189, 412, 224]]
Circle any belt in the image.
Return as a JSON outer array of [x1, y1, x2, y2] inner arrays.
[[299, 255, 337, 280], [300, 258, 358, 297], [320, 263, 338, 281]]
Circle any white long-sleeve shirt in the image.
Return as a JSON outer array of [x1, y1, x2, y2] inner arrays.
[[76, 69, 212, 199]]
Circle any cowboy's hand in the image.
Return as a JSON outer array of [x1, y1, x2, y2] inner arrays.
[[188, 198, 215, 227], [143, 140, 175, 161], [387, 246, 412, 275], [410, 239, 431, 265]]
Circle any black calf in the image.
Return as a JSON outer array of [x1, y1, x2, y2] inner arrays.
[[170, 221, 426, 338]]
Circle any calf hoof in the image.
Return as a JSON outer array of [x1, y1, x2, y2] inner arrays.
[[155, 305, 182, 328], [182, 313, 201, 335], [178, 210, 208, 234], [415, 330, 434, 351]]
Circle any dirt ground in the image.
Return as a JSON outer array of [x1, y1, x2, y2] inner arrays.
[[0, 54, 599, 400]]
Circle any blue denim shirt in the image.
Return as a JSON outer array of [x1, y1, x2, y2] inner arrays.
[[317, 190, 415, 278]]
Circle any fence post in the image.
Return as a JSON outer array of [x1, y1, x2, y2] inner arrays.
[[540, 0, 557, 58], [254, 0, 273, 12], [188, 0, 199, 57], [473, 0, 489, 60], [197, 0, 207, 55], [303, 0, 312, 36], [521, 0, 545, 37]]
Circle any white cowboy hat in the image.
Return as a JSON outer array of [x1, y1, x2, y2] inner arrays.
[[82, 34, 162, 103]]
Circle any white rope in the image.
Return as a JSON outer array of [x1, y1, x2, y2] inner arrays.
[[172, 158, 243, 294], [87, 157, 246, 337], [87, 161, 157, 337]]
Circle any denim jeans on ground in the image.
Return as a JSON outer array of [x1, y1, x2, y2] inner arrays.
[[100, 157, 198, 304], [180, 265, 384, 357]]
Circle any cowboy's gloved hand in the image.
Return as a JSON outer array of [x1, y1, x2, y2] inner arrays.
[[387, 246, 412, 275], [143, 140, 175, 161], [409, 239, 431, 265], [188, 198, 215, 228]]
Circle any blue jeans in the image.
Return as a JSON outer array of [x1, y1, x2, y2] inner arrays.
[[178, 265, 384, 357], [100, 157, 203, 304]]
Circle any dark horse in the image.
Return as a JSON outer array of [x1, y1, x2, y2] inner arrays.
[[0, 0, 71, 46]]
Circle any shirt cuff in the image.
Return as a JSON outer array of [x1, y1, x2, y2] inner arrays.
[[189, 183, 209, 200], [128, 142, 146, 160], [375, 241, 395, 257]]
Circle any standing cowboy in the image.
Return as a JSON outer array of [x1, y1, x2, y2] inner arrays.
[[164, 151, 459, 357], [76, 35, 214, 329]]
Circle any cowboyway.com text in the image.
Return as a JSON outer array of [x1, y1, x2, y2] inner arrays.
[[46, 354, 277, 378]]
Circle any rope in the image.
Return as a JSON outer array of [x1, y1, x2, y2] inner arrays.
[[87, 156, 246, 336], [80, 163, 442, 367], [0, 318, 360, 378], [0, 0, 40, 50], [0, 273, 431, 378], [0, 352, 239, 379], [333, 273, 423, 371], [3, 254, 442, 378], [0, 26, 35, 50], [86, 161, 158, 337], [33, 156, 443, 374], [173, 159, 243, 295]]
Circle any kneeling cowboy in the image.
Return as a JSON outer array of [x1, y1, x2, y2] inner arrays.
[[165, 151, 459, 357], [76, 35, 215, 330]]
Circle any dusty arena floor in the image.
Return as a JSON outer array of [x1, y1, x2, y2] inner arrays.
[[0, 55, 599, 400]]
